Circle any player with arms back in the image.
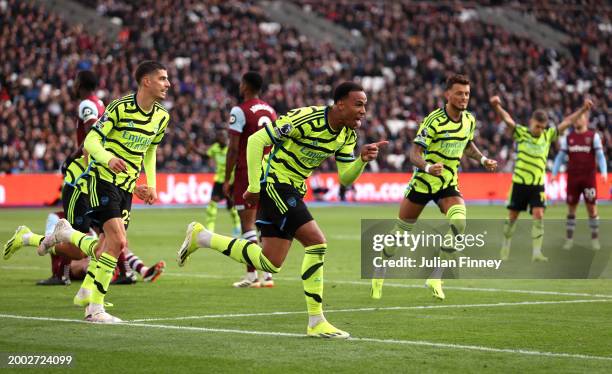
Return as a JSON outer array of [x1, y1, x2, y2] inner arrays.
[[491, 95, 592, 261], [371, 74, 497, 301], [178, 82, 387, 338], [37, 60, 171, 323], [223, 71, 277, 288], [3, 70, 165, 289], [552, 104, 607, 250]]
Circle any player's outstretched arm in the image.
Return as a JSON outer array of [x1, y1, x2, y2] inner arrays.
[[464, 141, 497, 171], [557, 99, 593, 135], [409, 143, 443, 176], [489, 96, 516, 131], [336, 141, 388, 186]]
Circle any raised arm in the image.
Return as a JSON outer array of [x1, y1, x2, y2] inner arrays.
[[557, 99, 593, 135], [489, 95, 517, 131], [336, 141, 388, 186]]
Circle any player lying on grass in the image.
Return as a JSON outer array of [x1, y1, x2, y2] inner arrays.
[[4, 204, 165, 286]]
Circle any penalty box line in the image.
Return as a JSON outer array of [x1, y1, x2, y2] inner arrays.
[[0, 313, 611, 362], [130, 299, 612, 322]]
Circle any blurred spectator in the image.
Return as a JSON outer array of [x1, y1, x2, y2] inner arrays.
[[1, 0, 610, 175]]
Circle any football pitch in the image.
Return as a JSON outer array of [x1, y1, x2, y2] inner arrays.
[[1, 204, 611, 372]]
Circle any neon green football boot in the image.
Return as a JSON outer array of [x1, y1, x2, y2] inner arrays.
[[177, 222, 205, 267], [307, 320, 350, 339], [425, 278, 445, 300], [3, 226, 32, 260], [371, 278, 384, 300]]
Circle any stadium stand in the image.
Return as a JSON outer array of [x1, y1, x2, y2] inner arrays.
[[1, 0, 609, 174]]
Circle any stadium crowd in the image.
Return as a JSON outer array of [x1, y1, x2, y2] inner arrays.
[[1, 0, 610, 175]]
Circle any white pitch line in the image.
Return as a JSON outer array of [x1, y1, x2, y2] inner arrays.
[[3, 265, 612, 299], [130, 299, 612, 322], [332, 280, 612, 299], [0, 313, 611, 362], [0, 265, 48, 270], [164, 272, 612, 299]]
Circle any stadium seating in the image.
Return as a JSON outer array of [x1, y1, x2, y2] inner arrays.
[[1, 0, 609, 174]]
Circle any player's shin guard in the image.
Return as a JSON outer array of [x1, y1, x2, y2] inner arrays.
[[210, 233, 280, 274], [229, 206, 241, 230], [81, 257, 98, 291], [501, 219, 517, 259], [532, 219, 544, 255], [302, 244, 326, 315], [242, 230, 258, 273], [566, 214, 576, 240], [91, 253, 117, 305], [589, 216, 599, 239], [69, 232, 98, 258], [204, 201, 218, 231], [503, 219, 517, 240], [371, 219, 413, 299], [446, 205, 467, 236], [431, 205, 466, 279], [373, 219, 414, 279]]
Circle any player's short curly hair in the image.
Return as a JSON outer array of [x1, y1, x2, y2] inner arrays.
[[134, 60, 166, 84], [333, 82, 364, 103], [242, 71, 263, 93], [445, 74, 470, 90], [531, 109, 549, 123], [76, 70, 97, 91]]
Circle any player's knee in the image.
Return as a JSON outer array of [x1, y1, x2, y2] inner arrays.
[[268, 264, 281, 274], [302, 237, 326, 248], [106, 236, 127, 257], [267, 256, 283, 271]]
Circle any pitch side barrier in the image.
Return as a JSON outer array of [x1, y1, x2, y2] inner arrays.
[[0, 173, 608, 206]]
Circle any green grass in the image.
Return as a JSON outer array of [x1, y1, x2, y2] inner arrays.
[[1, 204, 611, 373]]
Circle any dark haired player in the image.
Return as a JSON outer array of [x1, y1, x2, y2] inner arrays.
[[371, 74, 497, 301], [224, 71, 277, 288], [38, 61, 170, 323], [178, 82, 387, 338]]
